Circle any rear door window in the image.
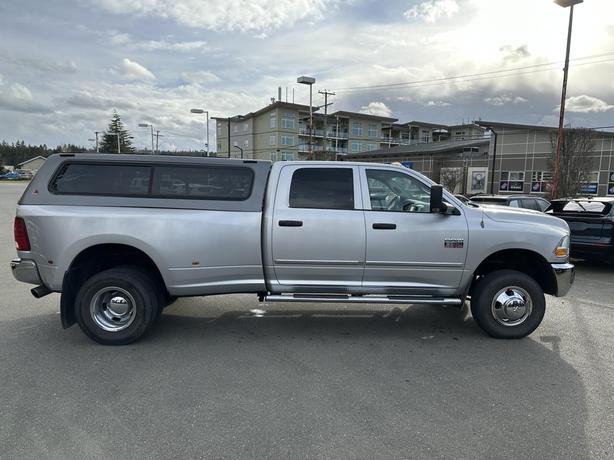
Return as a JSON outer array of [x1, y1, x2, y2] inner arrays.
[[50, 163, 151, 196], [289, 168, 354, 210], [520, 199, 540, 211]]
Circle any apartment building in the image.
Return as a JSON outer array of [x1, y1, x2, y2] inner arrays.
[[212, 101, 485, 161], [345, 121, 614, 197]]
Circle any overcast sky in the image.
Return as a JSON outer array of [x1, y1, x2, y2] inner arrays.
[[1, 0, 614, 151]]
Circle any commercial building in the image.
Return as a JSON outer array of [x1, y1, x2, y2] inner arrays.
[[345, 121, 614, 197], [212, 101, 484, 161]]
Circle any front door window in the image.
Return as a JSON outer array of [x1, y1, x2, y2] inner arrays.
[[366, 169, 430, 213]]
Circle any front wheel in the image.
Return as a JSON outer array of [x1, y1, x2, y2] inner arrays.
[[470, 269, 545, 339], [75, 268, 161, 345]]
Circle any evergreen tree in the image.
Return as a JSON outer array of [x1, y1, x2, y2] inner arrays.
[[99, 110, 134, 153]]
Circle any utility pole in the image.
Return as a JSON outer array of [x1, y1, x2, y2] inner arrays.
[[116, 133, 121, 154], [95, 131, 100, 152], [552, 0, 582, 198], [227, 117, 231, 158], [319, 90, 335, 160], [155, 131, 163, 154]]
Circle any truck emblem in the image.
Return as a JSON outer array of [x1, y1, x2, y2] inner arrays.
[[444, 238, 464, 249]]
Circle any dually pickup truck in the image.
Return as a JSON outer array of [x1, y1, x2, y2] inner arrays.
[[11, 154, 575, 345]]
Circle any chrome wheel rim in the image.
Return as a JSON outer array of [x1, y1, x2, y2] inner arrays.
[[490, 286, 532, 327], [90, 287, 137, 332]]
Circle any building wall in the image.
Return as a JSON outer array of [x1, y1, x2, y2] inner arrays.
[[18, 157, 46, 172], [348, 128, 614, 197]]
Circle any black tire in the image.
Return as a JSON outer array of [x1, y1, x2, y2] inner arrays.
[[75, 268, 161, 345], [470, 269, 545, 339]]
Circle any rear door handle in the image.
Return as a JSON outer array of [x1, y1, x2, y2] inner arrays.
[[279, 220, 303, 227], [372, 223, 396, 230]]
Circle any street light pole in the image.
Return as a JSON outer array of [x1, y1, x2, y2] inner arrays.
[[116, 133, 121, 154], [190, 108, 210, 155], [234, 145, 244, 159], [552, 0, 583, 198], [297, 76, 316, 160]]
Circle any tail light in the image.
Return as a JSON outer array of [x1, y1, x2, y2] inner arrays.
[[14, 217, 31, 251]]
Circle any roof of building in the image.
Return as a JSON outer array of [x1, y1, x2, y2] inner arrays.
[[212, 101, 318, 122], [403, 121, 449, 129], [330, 111, 398, 122], [344, 138, 490, 159], [475, 120, 614, 137], [17, 156, 46, 167]]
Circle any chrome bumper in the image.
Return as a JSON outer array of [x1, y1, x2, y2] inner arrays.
[[10, 258, 43, 285], [551, 262, 575, 297]]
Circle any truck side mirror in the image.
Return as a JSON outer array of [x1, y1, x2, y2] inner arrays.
[[430, 185, 445, 213]]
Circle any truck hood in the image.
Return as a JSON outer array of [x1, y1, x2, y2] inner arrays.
[[481, 206, 570, 233]]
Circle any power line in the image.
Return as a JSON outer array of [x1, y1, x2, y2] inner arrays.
[[334, 52, 614, 93]]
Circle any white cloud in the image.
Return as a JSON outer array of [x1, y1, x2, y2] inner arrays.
[[484, 95, 528, 106], [117, 58, 156, 80], [0, 80, 52, 114], [109, 31, 131, 45], [135, 40, 209, 52], [92, 0, 347, 32], [359, 102, 392, 117], [181, 70, 220, 85], [404, 0, 459, 23], [563, 95, 614, 113], [424, 100, 451, 107]]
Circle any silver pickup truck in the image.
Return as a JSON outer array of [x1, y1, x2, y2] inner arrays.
[[11, 154, 574, 345]]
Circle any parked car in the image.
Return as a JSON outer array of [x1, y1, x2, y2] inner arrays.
[[11, 154, 574, 345], [546, 197, 614, 262], [454, 194, 470, 204], [1, 171, 23, 180], [470, 195, 550, 212], [14, 169, 34, 179]]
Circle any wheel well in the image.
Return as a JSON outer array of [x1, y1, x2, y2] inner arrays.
[[471, 249, 556, 296], [60, 244, 167, 329]]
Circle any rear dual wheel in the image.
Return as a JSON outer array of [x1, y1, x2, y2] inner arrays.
[[470, 270, 546, 339], [75, 267, 163, 345]]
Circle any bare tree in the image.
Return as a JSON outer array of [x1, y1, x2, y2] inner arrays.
[[440, 167, 463, 193], [549, 128, 594, 199]]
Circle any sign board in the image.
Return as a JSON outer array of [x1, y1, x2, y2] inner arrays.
[[467, 167, 488, 194]]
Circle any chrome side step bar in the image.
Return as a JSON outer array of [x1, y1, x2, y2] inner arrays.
[[263, 294, 462, 306]]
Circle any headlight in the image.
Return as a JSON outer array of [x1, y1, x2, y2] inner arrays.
[[554, 235, 570, 258]]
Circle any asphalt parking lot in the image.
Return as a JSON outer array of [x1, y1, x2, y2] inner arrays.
[[1, 181, 613, 459]]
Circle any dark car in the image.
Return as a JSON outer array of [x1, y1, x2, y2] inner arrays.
[[469, 194, 551, 212], [546, 197, 614, 262]]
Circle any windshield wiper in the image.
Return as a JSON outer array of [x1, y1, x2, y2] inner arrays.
[[571, 199, 589, 212]]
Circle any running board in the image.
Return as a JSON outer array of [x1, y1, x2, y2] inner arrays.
[[263, 294, 462, 306]]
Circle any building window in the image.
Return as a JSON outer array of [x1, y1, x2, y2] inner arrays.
[[367, 143, 377, 151], [580, 171, 600, 195], [233, 141, 238, 147], [216, 123, 222, 135], [270, 152, 277, 162], [281, 135, 294, 146], [500, 171, 525, 192], [281, 112, 295, 129], [531, 171, 552, 193], [243, 123, 248, 132], [454, 131, 465, 141], [217, 143, 222, 151], [351, 122, 363, 137], [608, 171, 614, 195], [269, 135, 276, 146], [368, 124, 378, 138], [233, 125, 238, 133], [281, 152, 294, 161], [243, 140, 249, 147], [270, 112, 277, 129], [351, 141, 362, 152], [421, 130, 430, 143]]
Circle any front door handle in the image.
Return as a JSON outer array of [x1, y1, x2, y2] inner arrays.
[[279, 220, 303, 227], [372, 223, 396, 230]]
